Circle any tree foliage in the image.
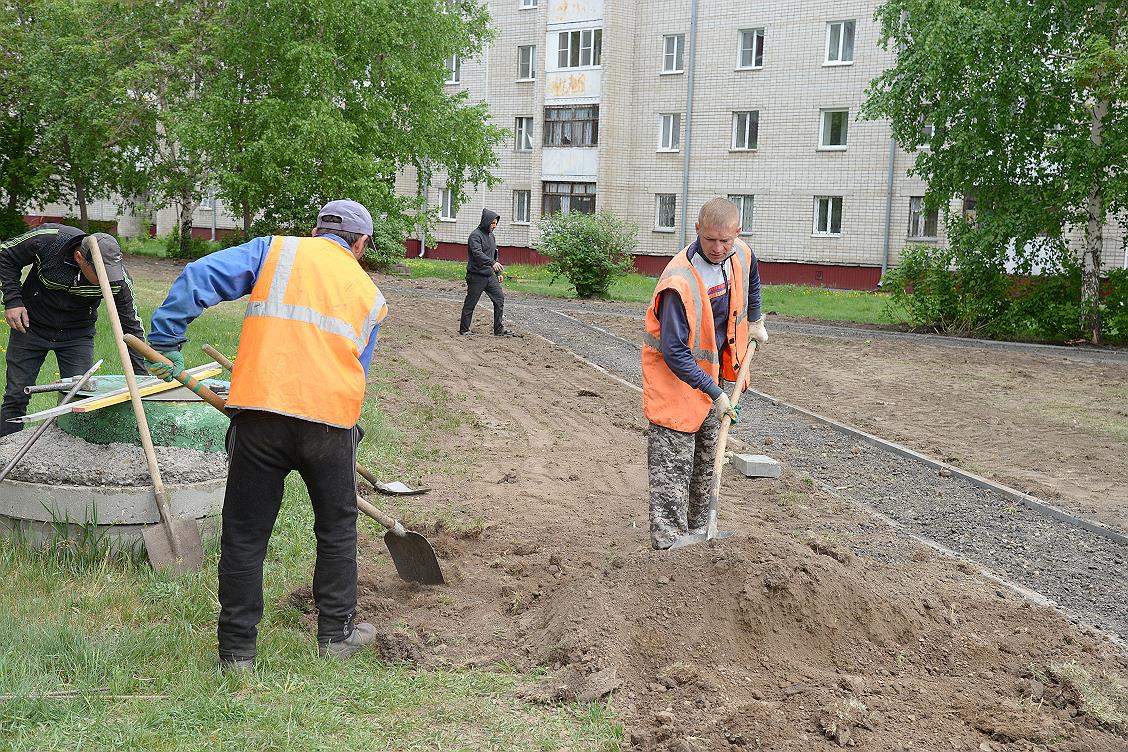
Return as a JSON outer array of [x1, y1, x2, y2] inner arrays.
[[864, 0, 1128, 344], [539, 211, 638, 299], [0, 0, 503, 255]]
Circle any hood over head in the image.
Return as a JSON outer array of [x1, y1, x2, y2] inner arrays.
[[479, 209, 500, 233]]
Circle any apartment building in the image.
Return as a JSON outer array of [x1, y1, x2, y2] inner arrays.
[[398, 0, 1126, 287]]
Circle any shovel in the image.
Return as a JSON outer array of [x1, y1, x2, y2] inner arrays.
[[88, 238, 203, 574], [669, 339, 758, 550], [199, 346, 430, 497], [125, 336, 445, 585]]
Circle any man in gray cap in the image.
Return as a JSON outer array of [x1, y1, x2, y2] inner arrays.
[[146, 199, 388, 673], [0, 224, 145, 435]]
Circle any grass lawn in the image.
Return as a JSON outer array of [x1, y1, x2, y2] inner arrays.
[[405, 258, 898, 326], [0, 277, 621, 751]]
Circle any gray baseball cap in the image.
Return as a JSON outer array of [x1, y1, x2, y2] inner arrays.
[[80, 233, 126, 282], [316, 199, 374, 248]]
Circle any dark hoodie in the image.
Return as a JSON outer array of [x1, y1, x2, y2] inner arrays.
[[466, 209, 500, 277]]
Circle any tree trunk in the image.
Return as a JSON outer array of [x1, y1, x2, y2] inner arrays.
[[1081, 97, 1109, 346], [73, 173, 89, 232], [242, 198, 251, 235], [178, 196, 196, 256]]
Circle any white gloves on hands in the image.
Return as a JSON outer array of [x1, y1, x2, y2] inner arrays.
[[749, 317, 768, 345], [713, 392, 740, 423]]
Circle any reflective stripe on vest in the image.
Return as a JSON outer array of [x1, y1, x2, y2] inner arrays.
[[244, 237, 386, 350]]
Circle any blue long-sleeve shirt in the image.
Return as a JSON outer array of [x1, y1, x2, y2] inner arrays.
[[149, 234, 380, 375], [658, 240, 761, 399]]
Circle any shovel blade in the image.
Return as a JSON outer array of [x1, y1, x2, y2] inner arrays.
[[667, 530, 737, 550], [383, 530, 445, 585], [375, 481, 430, 496], [142, 518, 205, 575]]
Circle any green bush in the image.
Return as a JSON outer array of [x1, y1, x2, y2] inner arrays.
[[61, 217, 117, 234], [163, 232, 219, 260], [0, 207, 28, 240], [1102, 268, 1128, 344], [360, 213, 412, 271], [538, 211, 638, 298]]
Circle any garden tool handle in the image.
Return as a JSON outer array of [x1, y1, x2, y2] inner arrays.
[[203, 344, 395, 509], [198, 342, 408, 538], [707, 339, 759, 539], [124, 335, 227, 412]]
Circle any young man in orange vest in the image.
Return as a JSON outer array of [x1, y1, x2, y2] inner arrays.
[[641, 198, 769, 549], [145, 200, 387, 672]]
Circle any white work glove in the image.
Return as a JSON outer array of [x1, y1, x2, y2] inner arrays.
[[749, 317, 768, 345], [713, 392, 740, 423]]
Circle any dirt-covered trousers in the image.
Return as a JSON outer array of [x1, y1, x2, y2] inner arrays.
[[459, 273, 505, 334], [1, 326, 93, 436], [218, 410, 361, 660], [647, 407, 721, 549]]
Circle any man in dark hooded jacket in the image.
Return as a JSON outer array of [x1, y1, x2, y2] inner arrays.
[[459, 209, 514, 336]]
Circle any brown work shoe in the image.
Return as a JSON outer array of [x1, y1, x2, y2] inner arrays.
[[318, 622, 376, 660]]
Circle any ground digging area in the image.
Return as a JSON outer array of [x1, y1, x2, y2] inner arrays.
[[292, 294, 1128, 752]]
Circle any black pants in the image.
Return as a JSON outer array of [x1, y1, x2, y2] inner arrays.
[[218, 410, 360, 660], [2, 328, 94, 437], [459, 273, 504, 334]]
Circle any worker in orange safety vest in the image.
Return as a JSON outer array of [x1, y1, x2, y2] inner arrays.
[[641, 197, 768, 549], [146, 199, 387, 672]]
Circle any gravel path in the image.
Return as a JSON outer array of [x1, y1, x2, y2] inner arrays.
[[436, 294, 1128, 641]]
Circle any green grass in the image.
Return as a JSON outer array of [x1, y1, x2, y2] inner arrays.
[[405, 257, 898, 325], [0, 278, 622, 751]]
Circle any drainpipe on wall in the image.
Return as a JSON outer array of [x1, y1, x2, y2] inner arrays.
[[418, 171, 429, 259], [879, 132, 896, 285], [678, 0, 700, 249]]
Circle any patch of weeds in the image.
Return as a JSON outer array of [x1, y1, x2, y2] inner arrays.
[[1046, 662, 1128, 734]]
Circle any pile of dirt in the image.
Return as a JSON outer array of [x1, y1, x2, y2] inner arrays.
[[285, 294, 1128, 751]]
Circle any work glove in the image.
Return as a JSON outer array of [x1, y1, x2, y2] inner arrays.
[[749, 317, 769, 346], [713, 392, 741, 424], [145, 349, 185, 382]]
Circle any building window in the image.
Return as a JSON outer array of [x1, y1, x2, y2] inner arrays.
[[737, 28, 764, 69], [814, 196, 843, 235], [825, 20, 855, 64], [514, 117, 534, 151], [655, 194, 677, 231], [908, 197, 939, 238], [820, 109, 849, 149], [520, 0, 538, 8], [444, 55, 461, 84], [513, 190, 531, 224], [657, 113, 681, 152], [518, 45, 536, 80], [439, 188, 456, 221], [544, 105, 599, 147], [558, 29, 602, 68], [662, 34, 685, 73], [542, 181, 596, 215], [728, 194, 754, 234], [919, 123, 935, 149], [731, 111, 759, 150]]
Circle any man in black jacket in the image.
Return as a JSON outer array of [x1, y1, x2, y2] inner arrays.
[[0, 224, 145, 435], [458, 209, 514, 336]]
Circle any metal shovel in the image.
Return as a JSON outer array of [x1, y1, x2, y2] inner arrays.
[[669, 340, 758, 550], [126, 337, 445, 585], [89, 238, 203, 574]]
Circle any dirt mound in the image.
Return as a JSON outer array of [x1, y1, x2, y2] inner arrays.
[[288, 295, 1128, 750]]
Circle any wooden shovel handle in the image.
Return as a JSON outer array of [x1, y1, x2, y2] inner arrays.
[[124, 335, 227, 412], [707, 339, 759, 538]]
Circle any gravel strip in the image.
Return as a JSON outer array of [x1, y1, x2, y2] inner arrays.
[[0, 425, 227, 486], [485, 299, 1128, 641]]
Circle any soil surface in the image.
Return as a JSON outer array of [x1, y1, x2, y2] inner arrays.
[[294, 291, 1128, 752]]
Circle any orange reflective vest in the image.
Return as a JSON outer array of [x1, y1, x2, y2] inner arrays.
[[226, 235, 387, 428], [642, 239, 753, 432]]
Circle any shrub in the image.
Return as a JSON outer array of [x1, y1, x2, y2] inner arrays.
[[538, 211, 638, 298], [163, 232, 218, 260], [1102, 268, 1128, 344], [360, 212, 413, 272]]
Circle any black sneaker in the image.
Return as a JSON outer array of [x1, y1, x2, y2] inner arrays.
[[319, 623, 376, 660], [494, 329, 518, 337]]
